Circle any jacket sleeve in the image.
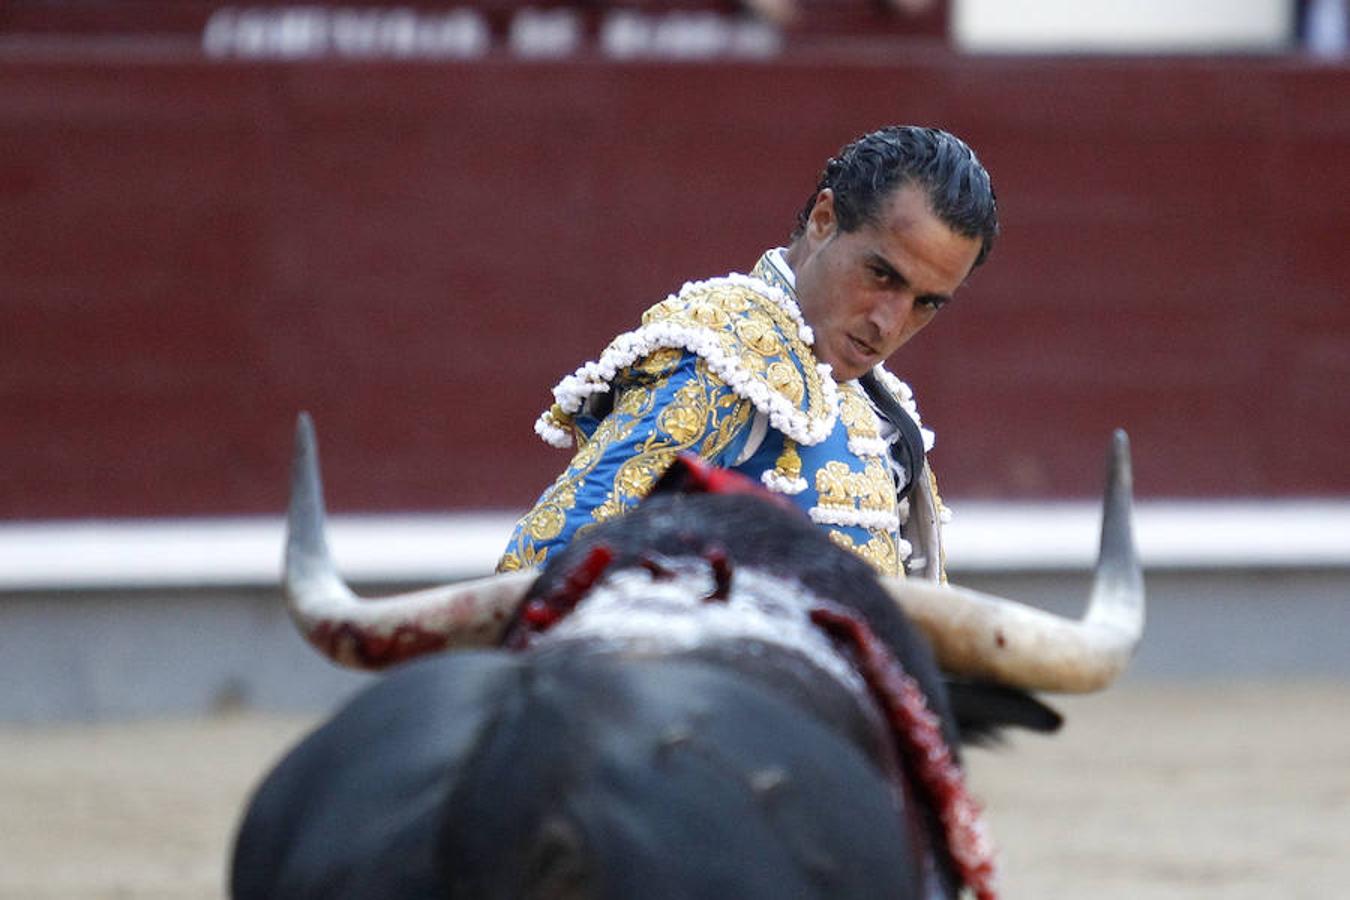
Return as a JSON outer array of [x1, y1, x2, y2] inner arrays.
[[497, 351, 755, 573]]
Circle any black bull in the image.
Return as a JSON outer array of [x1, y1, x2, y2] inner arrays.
[[231, 425, 1141, 900]]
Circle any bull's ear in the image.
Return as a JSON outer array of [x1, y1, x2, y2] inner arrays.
[[944, 681, 1063, 747], [649, 453, 714, 496], [649, 453, 799, 512], [650, 453, 761, 497]]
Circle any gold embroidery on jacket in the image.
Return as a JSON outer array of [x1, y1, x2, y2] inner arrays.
[[828, 530, 901, 576], [766, 360, 804, 406], [655, 378, 707, 445], [774, 439, 802, 481], [637, 347, 683, 376], [501, 355, 751, 571], [737, 313, 782, 356], [814, 459, 893, 514], [839, 384, 880, 440], [705, 390, 753, 455], [739, 351, 769, 379], [616, 379, 657, 417], [499, 403, 640, 571], [641, 283, 830, 431], [689, 301, 731, 330]]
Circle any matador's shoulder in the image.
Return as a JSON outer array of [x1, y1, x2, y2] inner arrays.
[[536, 274, 842, 449]]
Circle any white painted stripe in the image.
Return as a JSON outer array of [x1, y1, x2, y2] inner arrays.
[[0, 501, 1347, 590], [943, 500, 1350, 571], [0, 513, 520, 590], [952, 0, 1291, 53]]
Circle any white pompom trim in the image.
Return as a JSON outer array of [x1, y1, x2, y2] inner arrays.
[[847, 435, 889, 458], [809, 505, 901, 533], [543, 276, 840, 449], [534, 415, 572, 448], [872, 364, 936, 452], [761, 470, 808, 495]]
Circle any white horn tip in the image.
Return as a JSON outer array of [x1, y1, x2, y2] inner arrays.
[[285, 411, 345, 599]]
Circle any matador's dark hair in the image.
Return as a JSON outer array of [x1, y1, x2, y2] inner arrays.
[[792, 126, 999, 269]]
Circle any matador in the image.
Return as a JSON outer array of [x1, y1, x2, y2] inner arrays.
[[499, 125, 999, 582]]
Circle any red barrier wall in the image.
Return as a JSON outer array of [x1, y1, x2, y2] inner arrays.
[[2, 52, 1347, 517]]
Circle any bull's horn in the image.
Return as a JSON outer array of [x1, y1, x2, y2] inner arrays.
[[882, 430, 1144, 693], [284, 413, 535, 670]]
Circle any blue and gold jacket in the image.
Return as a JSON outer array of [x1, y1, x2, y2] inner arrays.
[[498, 251, 949, 580]]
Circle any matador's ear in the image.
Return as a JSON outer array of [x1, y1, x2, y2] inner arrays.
[[649, 453, 797, 513]]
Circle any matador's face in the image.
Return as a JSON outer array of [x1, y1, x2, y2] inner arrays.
[[789, 183, 981, 382]]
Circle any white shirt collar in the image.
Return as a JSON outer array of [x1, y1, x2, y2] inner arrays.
[[764, 246, 796, 289]]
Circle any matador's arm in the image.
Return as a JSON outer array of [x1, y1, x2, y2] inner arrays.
[[497, 352, 754, 572]]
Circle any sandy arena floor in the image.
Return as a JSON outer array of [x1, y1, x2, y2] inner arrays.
[[2, 680, 1347, 899]]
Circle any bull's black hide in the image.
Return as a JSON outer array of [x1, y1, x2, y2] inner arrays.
[[232, 491, 1056, 899], [234, 648, 935, 899]]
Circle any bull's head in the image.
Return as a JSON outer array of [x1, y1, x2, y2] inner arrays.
[[283, 413, 1144, 693]]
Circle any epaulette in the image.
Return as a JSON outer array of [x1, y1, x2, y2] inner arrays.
[[536, 275, 840, 448]]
